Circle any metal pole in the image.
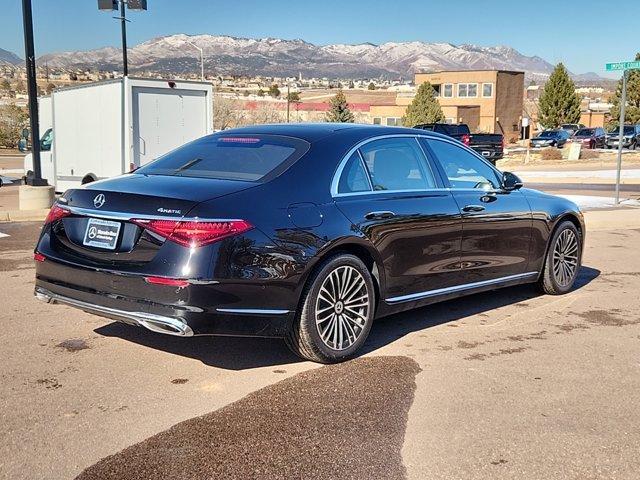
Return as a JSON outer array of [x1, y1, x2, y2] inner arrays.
[[21, 0, 47, 186], [615, 70, 627, 205], [200, 48, 204, 81], [286, 84, 290, 123], [120, 0, 128, 76]]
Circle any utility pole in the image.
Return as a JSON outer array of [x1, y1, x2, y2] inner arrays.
[[286, 84, 290, 123], [21, 0, 46, 186]]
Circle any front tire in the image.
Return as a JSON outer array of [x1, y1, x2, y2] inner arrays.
[[539, 221, 582, 295], [285, 254, 375, 363]]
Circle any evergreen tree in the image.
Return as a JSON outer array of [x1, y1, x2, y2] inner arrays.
[[402, 82, 444, 127], [538, 63, 581, 128], [325, 90, 355, 123], [268, 84, 281, 98], [0, 79, 10, 91], [367, 82, 376, 91], [609, 52, 640, 127]]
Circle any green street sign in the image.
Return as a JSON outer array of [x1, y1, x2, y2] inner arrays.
[[606, 61, 640, 71]]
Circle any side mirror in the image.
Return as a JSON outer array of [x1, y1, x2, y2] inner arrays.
[[502, 171, 523, 191]]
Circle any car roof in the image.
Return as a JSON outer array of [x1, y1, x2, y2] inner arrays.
[[218, 123, 450, 143]]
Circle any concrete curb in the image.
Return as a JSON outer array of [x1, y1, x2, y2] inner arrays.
[[0, 209, 49, 223], [584, 208, 640, 231]]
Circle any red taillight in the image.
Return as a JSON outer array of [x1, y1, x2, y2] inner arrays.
[[131, 219, 253, 247], [34, 252, 46, 262], [144, 276, 189, 287], [461, 134, 470, 146], [44, 205, 71, 225]]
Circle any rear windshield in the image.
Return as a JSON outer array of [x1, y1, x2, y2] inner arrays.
[[136, 134, 309, 181]]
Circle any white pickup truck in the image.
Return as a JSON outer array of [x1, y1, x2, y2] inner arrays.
[[25, 77, 213, 192]]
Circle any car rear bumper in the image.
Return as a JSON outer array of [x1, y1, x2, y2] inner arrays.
[[35, 258, 295, 338]]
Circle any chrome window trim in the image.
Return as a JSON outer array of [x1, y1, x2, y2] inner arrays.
[[385, 271, 538, 304], [61, 205, 242, 223], [331, 134, 447, 198], [330, 134, 503, 198]]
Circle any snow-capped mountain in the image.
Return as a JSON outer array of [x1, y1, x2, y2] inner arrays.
[[36, 34, 571, 80], [0, 48, 22, 66]]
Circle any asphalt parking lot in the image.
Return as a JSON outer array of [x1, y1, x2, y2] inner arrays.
[[1, 217, 640, 479]]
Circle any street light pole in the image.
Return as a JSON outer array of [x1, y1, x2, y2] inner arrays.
[[614, 70, 627, 205], [186, 41, 204, 81], [118, 0, 128, 76], [21, 0, 47, 186]]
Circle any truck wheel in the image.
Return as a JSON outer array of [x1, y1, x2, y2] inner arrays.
[[81, 175, 96, 185], [285, 254, 375, 363], [539, 221, 582, 295]]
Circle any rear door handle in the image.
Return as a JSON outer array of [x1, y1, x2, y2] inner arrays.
[[365, 211, 396, 220], [462, 205, 486, 212]]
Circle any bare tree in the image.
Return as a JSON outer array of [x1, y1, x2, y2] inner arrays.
[[213, 96, 246, 131]]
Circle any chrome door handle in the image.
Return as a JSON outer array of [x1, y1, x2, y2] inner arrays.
[[462, 205, 485, 212], [365, 211, 396, 220]]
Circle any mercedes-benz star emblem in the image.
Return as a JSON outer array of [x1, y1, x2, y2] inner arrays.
[[93, 194, 106, 209]]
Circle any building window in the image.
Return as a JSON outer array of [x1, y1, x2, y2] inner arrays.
[[482, 83, 493, 98], [445, 117, 456, 124], [373, 117, 382, 125], [432, 84, 441, 97], [386, 117, 401, 127], [442, 84, 453, 98], [458, 83, 478, 98]]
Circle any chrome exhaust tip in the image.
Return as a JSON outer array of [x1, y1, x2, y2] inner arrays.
[[138, 318, 194, 337], [35, 291, 54, 303]]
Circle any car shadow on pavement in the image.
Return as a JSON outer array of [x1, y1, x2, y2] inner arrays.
[[95, 266, 599, 370], [361, 265, 601, 355], [94, 323, 301, 371]]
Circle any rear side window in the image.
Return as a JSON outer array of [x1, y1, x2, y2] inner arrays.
[[359, 137, 437, 191], [338, 152, 371, 194], [136, 135, 309, 182]]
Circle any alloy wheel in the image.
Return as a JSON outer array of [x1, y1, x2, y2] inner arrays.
[[315, 265, 370, 351], [552, 229, 579, 287]]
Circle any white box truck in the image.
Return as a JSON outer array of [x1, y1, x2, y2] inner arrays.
[[24, 77, 213, 192], [23, 95, 54, 182]]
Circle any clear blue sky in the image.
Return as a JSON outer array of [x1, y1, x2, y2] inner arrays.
[[2, 0, 638, 77]]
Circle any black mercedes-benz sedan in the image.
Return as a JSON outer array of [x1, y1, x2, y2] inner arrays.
[[34, 124, 585, 363]]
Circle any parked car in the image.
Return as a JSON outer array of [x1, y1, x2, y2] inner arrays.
[[34, 124, 584, 363], [605, 125, 640, 150], [530, 130, 571, 148], [413, 123, 504, 164], [570, 127, 606, 149], [560, 123, 585, 135]]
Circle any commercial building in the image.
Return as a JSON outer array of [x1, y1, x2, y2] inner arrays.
[[370, 70, 525, 142]]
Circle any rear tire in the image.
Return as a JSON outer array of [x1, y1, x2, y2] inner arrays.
[[285, 254, 375, 363], [538, 221, 582, 295]]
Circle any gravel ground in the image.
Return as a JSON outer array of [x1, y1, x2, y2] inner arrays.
[[75, 356, 420, 480]]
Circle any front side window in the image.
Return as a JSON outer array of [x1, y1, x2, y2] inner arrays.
[[425, 139, 499, 190], [359, 137, 437, 191], [136, 134, 309, 182], [40, 128, 53, 152]]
